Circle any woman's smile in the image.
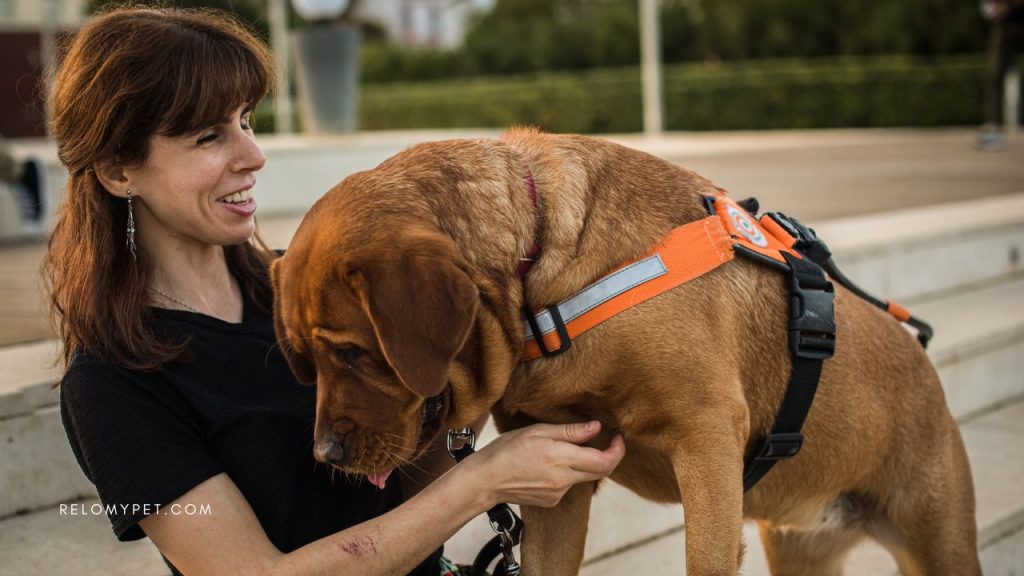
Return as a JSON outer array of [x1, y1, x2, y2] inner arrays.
[[216, 187, 257, 217]]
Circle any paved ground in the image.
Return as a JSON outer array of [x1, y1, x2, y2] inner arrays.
[[2, 128, 1022, 347]]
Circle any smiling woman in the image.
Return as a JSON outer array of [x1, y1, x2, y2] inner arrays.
[[43, 5, 624, 576], [44, 6, 277, 371]]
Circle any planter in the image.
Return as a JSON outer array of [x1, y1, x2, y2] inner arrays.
[[292, 23, 362, 133]]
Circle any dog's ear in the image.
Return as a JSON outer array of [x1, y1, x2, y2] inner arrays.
[[270, 257, 317, 385], [347, 251, 479, 398]]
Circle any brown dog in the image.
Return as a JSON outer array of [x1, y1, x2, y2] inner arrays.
[[271, 128, 980, 575]]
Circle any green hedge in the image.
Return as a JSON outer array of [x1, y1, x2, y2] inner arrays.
[[358, 55, 988, 133]]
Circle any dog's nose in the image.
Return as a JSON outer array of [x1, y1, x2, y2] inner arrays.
[[313, 434, 346, 465]]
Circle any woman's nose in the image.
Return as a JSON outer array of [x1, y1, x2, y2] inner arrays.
[[231, 131, 266, 173]]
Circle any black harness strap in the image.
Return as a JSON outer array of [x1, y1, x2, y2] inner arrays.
[[741, 251, 836, 492]]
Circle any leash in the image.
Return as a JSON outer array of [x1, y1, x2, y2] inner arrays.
[[447, 428, 523, 576]]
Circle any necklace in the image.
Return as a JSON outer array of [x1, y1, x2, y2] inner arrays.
[[149, 287, 203, 314]]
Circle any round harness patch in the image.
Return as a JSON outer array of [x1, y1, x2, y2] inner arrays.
[[726, 204, 768, 247]]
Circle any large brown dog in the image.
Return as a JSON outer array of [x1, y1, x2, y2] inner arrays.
[[271, 128, 980, 575]]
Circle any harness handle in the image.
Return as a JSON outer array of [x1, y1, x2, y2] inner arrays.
[[760, 208, 934, 348]]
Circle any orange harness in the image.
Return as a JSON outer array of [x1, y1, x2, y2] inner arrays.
[[521, 194, 924, 361], [519, 193, 932, 492]]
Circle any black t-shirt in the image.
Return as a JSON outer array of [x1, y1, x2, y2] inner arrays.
[[59, 287, 441, 575]]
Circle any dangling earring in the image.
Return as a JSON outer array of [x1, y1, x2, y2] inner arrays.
[[126, 189, 137, 261]]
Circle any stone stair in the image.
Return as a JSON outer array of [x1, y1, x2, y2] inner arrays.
[[1, 192, 1022, 575]]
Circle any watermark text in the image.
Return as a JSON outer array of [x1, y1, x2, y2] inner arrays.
[[59, 502, 212, 516]]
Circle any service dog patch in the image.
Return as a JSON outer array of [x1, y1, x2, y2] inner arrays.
[[726, 204, 768, 247]]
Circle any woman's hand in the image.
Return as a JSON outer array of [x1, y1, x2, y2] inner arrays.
[[463, 421, 626, 509]]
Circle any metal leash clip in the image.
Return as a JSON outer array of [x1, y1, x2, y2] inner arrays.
[[489, 507, 521, 575], [497, 527, 521, 575], [447, 427, 476, 460]]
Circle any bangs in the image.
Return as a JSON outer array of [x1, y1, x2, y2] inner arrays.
[[155, 16, 273, 136]]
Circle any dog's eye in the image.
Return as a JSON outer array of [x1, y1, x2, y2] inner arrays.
[[336, 346, 365, 368]]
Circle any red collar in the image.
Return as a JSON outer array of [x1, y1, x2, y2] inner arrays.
[[516, 171, 541, 281]]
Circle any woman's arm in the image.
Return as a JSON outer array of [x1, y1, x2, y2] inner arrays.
[[140, 421, 625, 576]]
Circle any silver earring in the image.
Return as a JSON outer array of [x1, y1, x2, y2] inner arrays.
[[126, 189, 137, 261]]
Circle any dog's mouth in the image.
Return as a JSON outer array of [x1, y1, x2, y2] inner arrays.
[[358, 389, 449, 490]]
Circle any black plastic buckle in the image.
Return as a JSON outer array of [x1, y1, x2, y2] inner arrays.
[[524, 305, 572, 357], [768, 212, 833, 265], [755, 432, 804, 461], [789, 277, 836, 360], [702, 195, 717, 215]]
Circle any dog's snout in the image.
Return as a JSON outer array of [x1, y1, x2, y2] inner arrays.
[[313, 434, 346, 465]]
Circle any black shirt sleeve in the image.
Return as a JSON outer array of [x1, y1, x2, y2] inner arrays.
[[59, 360, 224, 541]]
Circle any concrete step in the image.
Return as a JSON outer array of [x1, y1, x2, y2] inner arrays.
[[814, 192, 1024, 304], [577, 398, 1024, 576], [7, 398, 1021, 576], [917, 273, 1024, 421], [0, 498, 168, 576], [0, 341, 96, 519], [0, 339, 61, 419]]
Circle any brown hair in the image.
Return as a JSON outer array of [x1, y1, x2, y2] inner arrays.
[[43, 5, 278, 371]]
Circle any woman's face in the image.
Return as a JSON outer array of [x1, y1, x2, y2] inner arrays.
[[126, 104, 266, 251]]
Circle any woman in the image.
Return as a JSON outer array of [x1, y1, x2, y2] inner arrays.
[[45, 7, 625, 575], [979, 0, 1024, 150]]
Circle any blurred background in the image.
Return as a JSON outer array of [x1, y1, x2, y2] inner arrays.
[[0, 0, 1010, 137], [1, 1, 1023, 575]]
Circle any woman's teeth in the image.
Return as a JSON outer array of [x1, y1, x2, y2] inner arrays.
[[220, 189, 252, 204]]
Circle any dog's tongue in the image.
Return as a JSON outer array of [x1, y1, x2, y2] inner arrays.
[[367, 469, 393, 490]]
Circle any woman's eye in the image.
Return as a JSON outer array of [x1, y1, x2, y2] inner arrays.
[[337, 346, 365, 367], [197, 132, 218, 145], [241, 116, 252, 131]]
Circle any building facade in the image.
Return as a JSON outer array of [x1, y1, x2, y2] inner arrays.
[[355, 0, 493, 48]]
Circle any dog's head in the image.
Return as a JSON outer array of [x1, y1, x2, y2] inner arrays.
[[272, 215, 484, 485], [272, 138, 535, 487]]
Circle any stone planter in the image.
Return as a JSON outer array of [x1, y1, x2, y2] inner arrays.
[[292, 23, 362, 133]]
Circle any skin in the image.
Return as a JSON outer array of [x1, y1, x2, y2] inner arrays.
[[95, 103, 264, 320], [92, 104, 626, 576]]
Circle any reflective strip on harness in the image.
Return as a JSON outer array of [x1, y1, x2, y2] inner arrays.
[[521, 254, 669, 341], [520, 195, 804, 362]]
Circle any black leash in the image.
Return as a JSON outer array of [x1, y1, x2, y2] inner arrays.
[[446, 428, 523, 576]]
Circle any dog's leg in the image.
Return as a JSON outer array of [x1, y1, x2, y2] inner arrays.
[[758, 521, 865, 576], [672, 415, 747, 576], [868, 428, 981, 576], [519, 480, 596, 576]]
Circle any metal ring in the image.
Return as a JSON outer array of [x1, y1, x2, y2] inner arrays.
[[446, 427, 476, 457]]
